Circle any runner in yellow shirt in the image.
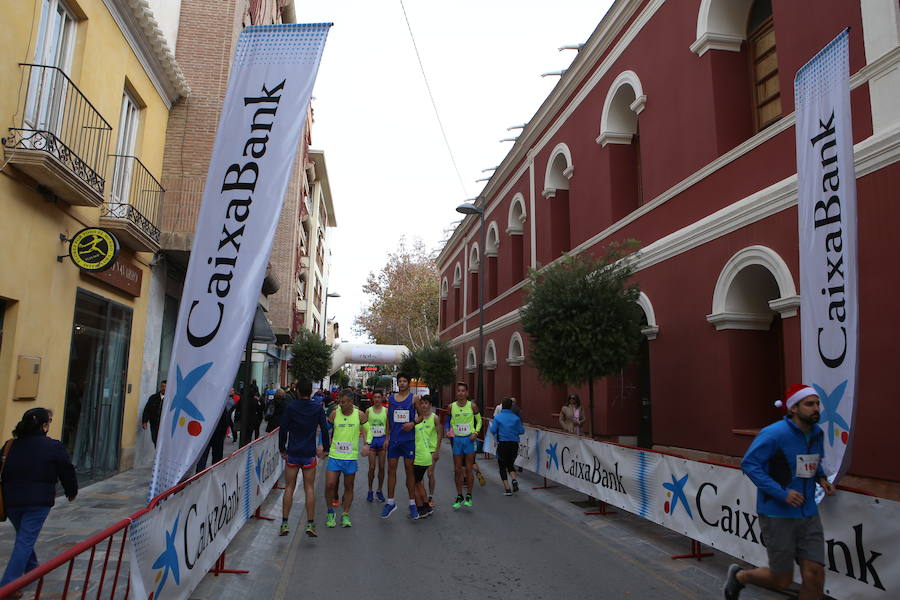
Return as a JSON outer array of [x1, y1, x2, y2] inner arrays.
[[325, 388, 369, 528]]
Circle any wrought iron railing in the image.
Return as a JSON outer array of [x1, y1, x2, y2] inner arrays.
[[103, 154, 164, 243], [3, 64, 112, 194]]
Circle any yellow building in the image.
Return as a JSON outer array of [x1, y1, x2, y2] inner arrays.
[[0, 0, 187, 482]]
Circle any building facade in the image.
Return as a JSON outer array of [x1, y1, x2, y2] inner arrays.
[[437, 0, 900, 497], [0, 0, 187, 481]]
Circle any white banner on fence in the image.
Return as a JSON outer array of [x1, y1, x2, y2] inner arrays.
[[794, 29, 858, 480], [150, 23, 330, 497], [484, 425, 898, 599], [130, 432, 284, 600]]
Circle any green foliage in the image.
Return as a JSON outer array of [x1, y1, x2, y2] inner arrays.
[[334, 368, 351, 388], [416, 339, 457, 390], [398, 351, 421, 379], [290, 328, 334, 384], [365, 374, 380, 388], [519, 242, 644, 386]]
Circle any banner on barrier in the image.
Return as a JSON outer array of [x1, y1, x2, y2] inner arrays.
[[151, 23, 330, 497], [129, 433, 284, 600], [484, 425, 897, 599]]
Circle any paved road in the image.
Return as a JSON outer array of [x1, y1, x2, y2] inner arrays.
[[193, 441, 786, 600]]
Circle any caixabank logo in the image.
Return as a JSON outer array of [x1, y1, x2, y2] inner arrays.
[[168, 362, 212, 438], [149, 514, 181, 599], [546, 440, 627, 494], [255, 444, 280, 495]]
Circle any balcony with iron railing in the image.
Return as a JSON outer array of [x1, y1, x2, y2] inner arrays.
[[2, 64, 112, 206], [99, 154, 163, 252]]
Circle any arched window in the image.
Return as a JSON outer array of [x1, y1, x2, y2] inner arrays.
[[485, 339, 498, 409], [485, 222, 500, 301], [453, 262, 462, 322], [507, 193, 527, 282], [468, 243, 480, 313], [507, 333, 525, 413], [440, 277, 449, 329], [597, 71, 646, 219], [542, 144, 574, 260], [747, 0, 781, 131], [465, 347, 477, 396]]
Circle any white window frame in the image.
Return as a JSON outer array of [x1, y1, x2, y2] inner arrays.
[[25, 0, 77, 132], [110, 91, 140, 205]]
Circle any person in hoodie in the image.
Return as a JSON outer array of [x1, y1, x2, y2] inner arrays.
[[723, 384, 836, 600], [489, 397, 525, 496], [278, 379, 330, 538]]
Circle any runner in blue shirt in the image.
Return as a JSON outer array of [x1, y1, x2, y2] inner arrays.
[[380, 373, 419, 519]]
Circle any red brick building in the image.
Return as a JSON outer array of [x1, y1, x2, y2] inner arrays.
[[437, 0, 900, 496]]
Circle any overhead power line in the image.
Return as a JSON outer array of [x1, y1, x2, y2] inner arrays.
[[399, 0, 469, 198]]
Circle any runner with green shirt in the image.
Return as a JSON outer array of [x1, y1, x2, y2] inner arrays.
[[446, 382, 482, 509], [325, 388, 368, 528], [413, 396, 440, 518], [365, 389, 388, 502]]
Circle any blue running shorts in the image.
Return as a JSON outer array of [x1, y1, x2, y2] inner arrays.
[[387, 439, 415, 460], [326, 457, 359, 474], [452, 436, 476, 456]]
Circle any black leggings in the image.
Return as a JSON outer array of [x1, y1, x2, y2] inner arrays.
[[497, 441, 519, 481]]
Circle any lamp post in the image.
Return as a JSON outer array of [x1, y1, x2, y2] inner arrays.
[[322, 290, 340, 390], [456, 200, 485, 410]]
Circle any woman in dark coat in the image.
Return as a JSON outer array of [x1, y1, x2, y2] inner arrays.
[[0, 408, 78, 587]]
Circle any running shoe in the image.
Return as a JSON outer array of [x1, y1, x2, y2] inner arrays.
[[504, 489, 512, 496], [366, 490, 374, 502], [463, 494, 473, 508], [341, 514, 352, 528], [408, 504, 419, 520], [723, 564, 744, 599], [376, 490, 385, 502], [452, 495, 464, 510], [512, 480, 519, 493], [279, 522, 290, 536], [326, 511, 336, 528], [419, 505, 433, 519], [381, 503, 397, 519], [305, 522, 317, 537], [476, 471, 486, 486]]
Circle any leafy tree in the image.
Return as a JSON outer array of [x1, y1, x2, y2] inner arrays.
[[290, 328, 334, 384], [365, 373, 380, 388], [334, 368, 351, 388], [519, 242, 643, 436], [398, 351, 421, 380], [416, 339, 457, 408], [354, 238, 439, 349]]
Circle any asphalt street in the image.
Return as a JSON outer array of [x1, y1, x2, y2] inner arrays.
[[192, 440, 786, 600]]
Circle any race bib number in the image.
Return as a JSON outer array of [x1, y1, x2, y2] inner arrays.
[[335, 441, 353, 454], [454, 423, 471, 436], [393, 410, 410, 423], [796, 453, 820, 478], [370, 426, 385, 437]]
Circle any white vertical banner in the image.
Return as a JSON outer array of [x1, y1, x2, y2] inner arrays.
[[794, 29, 858, 480], [150, 23, 331, 497]]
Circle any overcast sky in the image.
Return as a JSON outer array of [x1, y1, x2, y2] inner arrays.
[[294, 1, 614, 343]]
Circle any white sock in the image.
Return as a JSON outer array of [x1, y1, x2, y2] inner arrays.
[[387, 498, 395, 505], [409, 499, 416, 506]]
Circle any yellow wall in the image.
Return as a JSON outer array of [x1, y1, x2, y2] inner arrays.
[[0, 0, 173, 468]]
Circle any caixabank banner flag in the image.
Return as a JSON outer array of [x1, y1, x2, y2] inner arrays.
[[794, 29, 858, 480], [484, 424, 899, 598], [129, 432, 283, 600], [150, 23, 330, 497]]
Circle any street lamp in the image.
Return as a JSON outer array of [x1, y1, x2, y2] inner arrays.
[[456, 200, 485, 411]]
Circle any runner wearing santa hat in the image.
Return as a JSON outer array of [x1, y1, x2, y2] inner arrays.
[[723, 384, 836, 600]]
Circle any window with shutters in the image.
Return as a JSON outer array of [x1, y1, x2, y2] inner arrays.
[[748, 1, 781, 131]]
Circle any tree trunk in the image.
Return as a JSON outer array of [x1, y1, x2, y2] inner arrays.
[[588, 377, 595, 438]]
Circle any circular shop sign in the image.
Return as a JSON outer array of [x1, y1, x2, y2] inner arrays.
[[69, 228, 120, 272]]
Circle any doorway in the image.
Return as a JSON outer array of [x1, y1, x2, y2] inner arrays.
[[62, 289, 132, 484]]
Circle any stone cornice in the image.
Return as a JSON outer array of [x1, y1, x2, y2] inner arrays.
[[103, 0, 190, 107]]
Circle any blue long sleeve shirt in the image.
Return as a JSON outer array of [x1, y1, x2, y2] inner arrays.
[[741, 416, 826, 518], [278, 395, 330, 457], [490, 409, 524, 442]]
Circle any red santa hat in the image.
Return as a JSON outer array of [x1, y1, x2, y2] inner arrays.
[[774, 384, 818, 410]]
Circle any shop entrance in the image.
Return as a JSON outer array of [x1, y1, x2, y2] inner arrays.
[[62, 289, 132, 484]]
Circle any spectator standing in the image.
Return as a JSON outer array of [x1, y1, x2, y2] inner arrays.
[[1, 408, 78, 588], [196, 398, 234, 473], [141, 380, 166, 446], [559, 393, 585, 435], [265, 388, 287, 433]]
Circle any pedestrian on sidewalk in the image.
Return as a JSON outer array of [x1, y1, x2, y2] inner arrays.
[[1, 408, 78, 589], [278, 380, 330, 537], [723, 384, 836, 600], [559, 393, 585, 435], [265, 388, 286, 433], [324, 388, 368, 528], [490, 397, 524, 495], [141, 380, 166, 447]]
